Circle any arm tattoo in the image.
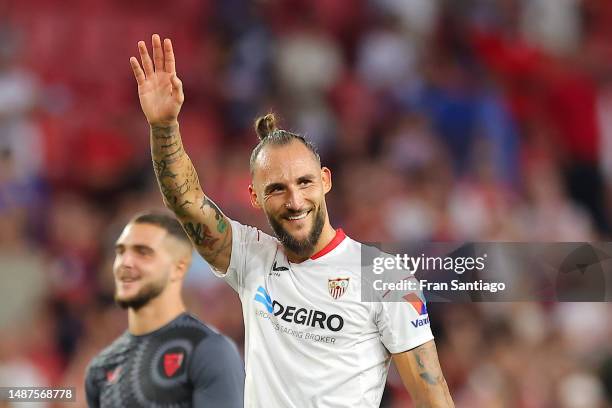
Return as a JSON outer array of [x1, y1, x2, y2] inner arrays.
[[413, 346, 444, 386], [150, 124, 232, 266], [201, 196, 228, 233], [201, 224, 232, 262], [151, 124, 185, 163], [150, 124, 200, 214], [415, 354, 438, 385], [153, 159, 177, 180], [184, 222, 219, 249], [411, 343, 454, 406]]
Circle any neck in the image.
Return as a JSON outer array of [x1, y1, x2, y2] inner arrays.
[[127, 290, 186, 336], [286, 222, 337, 263]]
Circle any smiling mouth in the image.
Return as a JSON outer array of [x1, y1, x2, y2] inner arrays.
[[118, 277, 140, 283], [285, 210, 311, 221]]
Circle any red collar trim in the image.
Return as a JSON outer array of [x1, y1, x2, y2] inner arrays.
[[310, 229, 346, 260]]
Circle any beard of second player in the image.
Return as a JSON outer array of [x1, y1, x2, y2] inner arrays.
[[267, 204, 326, 258], [115, 276, 167, 311]]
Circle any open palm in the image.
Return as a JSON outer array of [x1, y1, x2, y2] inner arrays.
[[130, 34, 184, 126]]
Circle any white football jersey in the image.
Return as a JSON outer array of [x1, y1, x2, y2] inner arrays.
[[212, 220, 434, 408]]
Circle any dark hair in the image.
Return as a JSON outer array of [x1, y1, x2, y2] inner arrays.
[[249, 113, 320, 174], [129, 211, 191, 245]]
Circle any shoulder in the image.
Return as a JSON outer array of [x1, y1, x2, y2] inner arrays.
[[196, 332, 241, 361], [187, 316, 240, 358], [187, 318, 243, 379], [178, 314, 240, 355], [229, 219, 278, 248]]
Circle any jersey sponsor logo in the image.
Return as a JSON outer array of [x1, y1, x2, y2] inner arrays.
[[106, 366, 122, 384], [272, 261, 289, 271], [328, 277, 349, 300], [403, 293, 430, 328], [411, 315, 430, 327], [269, 261, 288, 277], [255, 286, 274, 312], [254, 286, 345, 332], [404, 293, 427, 315], [163, 352, 185, 377]]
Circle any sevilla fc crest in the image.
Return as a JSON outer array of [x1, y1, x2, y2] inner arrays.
[[328, 278, 349, 300], [163, 352, 184, 377]]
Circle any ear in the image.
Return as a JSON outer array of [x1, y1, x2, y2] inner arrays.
[[170, 259, 188, 282], [248, 184, 262, 209], [321, 167, 332, 194]]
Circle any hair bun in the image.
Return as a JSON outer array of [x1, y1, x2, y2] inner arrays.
[[254, 113, 278, 140]]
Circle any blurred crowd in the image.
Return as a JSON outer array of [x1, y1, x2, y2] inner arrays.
[[0, 0, 611, 406]]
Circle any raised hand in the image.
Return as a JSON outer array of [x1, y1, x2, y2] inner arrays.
[[130, 34, 183, 126]]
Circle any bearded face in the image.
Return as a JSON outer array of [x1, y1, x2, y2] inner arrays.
[[265, 200, 326, 257], [250, 140, 333, 259], [113, 223, 173, 310]]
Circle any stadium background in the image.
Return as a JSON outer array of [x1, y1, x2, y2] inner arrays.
[[1, 0, 611, 406]]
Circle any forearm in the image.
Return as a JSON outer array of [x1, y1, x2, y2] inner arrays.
[[150, 122, 232, 269], [394, 340, 454, 408], [411, 344, 453, 407], [150, 122, 202, 216]]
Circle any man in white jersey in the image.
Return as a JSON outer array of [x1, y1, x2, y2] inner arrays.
[[129, 34, 454, 407]]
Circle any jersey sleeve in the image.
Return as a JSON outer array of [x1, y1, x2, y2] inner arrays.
[[84, 363, 100, 408], [190, 334, 245, 408], [375, 292, 434, 354], [210, 219, 275, 294]]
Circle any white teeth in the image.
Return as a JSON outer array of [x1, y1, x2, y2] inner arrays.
[[287, 212, 308, 220]]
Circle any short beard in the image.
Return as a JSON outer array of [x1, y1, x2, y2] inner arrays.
[[267, 206, 325, 257], [114, 279, 166, 311]]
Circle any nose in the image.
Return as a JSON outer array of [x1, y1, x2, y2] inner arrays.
[[285, 186, 306, 211], [115, 251, 135, 271]]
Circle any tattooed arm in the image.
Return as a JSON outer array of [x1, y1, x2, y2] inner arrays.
[[392, 340, 454, 407], [130, 34, 232, 272]]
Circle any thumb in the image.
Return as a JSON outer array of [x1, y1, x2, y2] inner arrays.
[[171, 74, 183, 91]]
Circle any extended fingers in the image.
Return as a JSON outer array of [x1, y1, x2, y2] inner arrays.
[[138, 41, 154, 77], [164, 38, 176, 74], [129, 56, 145, 85], [152, 34, 164, 73]]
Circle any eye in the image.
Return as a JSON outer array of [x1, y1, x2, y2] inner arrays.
[[267, 186, 284, 195], [299, 179, 312, 187], [136, 247, 153, 256]]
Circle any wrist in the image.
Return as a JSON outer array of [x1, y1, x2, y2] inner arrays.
[[149, 120, 179, 129]]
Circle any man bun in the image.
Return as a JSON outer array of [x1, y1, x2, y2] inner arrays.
[[254, 113, 278, 140]]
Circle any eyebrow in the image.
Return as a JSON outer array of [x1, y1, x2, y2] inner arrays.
[[263, 174, 317, 195], [115, 243, 154, 253], [264, 182, 285, 195], [297, 175, 315, 183]]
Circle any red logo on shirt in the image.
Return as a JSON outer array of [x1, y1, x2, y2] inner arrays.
[[404, 293, 427, 315], [163, 352, 184, 377], [328, 278, 350, 299], [106, 366, 122, 384]]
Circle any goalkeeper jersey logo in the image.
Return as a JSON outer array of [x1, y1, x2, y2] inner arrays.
[[163, 352, 185, 377]]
